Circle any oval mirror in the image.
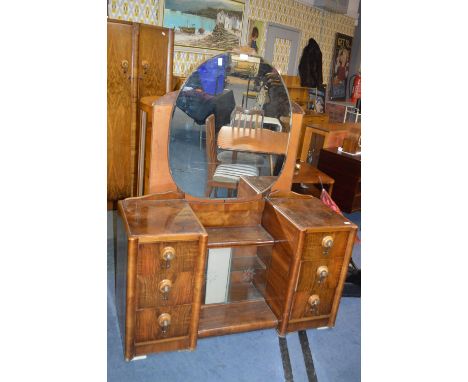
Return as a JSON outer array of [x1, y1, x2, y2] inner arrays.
[[169, 52, 292, 198]]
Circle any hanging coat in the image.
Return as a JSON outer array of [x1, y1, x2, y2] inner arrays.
[[298, 38, 323, 87]]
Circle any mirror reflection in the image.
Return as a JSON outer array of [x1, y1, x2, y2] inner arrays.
[[169, 52, 292, 198]]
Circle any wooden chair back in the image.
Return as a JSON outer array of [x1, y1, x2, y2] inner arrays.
[[231, 106, 264, 130]]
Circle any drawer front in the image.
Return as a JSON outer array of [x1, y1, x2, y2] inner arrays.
[[135, 304, 192, 343], [302, 231, 349, 260], [290, 288, 336, 319], [296, 258, 344, 292], [137, 271, 195, 309], [137, 241, 199, 275]]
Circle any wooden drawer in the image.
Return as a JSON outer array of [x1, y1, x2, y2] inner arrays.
[[137, 271, 195, 309], [137, 241, 199, 276], [296, 258, 345, 291], [290, 288, 335, 319], [135, 304, 192, 343], [302, 231, 349, 260]]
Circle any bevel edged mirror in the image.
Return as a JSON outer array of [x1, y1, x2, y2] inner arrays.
[[168, 51, 292, 199]]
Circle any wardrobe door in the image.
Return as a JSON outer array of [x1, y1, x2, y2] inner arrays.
[[138, 24, 174, 98], [107, 20, 135, 203]]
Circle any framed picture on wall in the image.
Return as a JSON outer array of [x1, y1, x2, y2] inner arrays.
[[309, 85, 327, 113], [163, 0, 245, 51], [329, 33, 353, 101], [247, 19, 266, 56]]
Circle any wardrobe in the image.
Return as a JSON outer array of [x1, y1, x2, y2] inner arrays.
[[107, 19, 174, 206]]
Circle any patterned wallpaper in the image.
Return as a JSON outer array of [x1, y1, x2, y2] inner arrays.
[[108, 0, 160, 25], [249, 0, 355, 84], [173, 50, 216, 78], [107, 0, 355, 83], [272, 38, 291, 75]]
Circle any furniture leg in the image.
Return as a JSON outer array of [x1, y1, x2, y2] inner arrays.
[[300, 128, 313, 162], [199, 123, 203, 149], [328, 183, 334, 196]]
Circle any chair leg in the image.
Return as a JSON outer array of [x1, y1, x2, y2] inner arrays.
[[269, 155, 274, 175], [199, 123, 203, 150]]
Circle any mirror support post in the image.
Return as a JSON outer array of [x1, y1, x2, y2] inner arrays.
[[271, 103, 304, 193]]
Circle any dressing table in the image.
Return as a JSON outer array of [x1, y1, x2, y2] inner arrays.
[[115, 52, 357, 361]]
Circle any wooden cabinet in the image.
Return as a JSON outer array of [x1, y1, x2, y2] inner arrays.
[[117, 194, 356, 360], [318, 147, 361, 213], [107, 19, 174, 205], [298, 111, 330, 162], [116, 198, 207, 360]]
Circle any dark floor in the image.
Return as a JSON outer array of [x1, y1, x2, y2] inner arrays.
[[107, 210, 361, 382]]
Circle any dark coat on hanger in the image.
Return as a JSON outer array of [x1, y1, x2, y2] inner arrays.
[[298, 38, 323, 87]]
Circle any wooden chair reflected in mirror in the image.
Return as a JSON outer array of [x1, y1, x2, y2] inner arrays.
[[217, 107, 269, 174], [205, 114, 259, 198]]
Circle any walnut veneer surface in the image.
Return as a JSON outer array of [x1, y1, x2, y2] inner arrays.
[[116, 194, 357, 360], [107, 19, 174, 203], [114, 64, 356, 361]]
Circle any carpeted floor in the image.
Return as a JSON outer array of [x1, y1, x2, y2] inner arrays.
[[107, 211, 361, 382]]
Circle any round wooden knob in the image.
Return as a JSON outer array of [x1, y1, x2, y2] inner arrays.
[[158, 279, 172, 294], [317, 265, 329, 279], [161, 247, 176, 261], [308, 294, 320, 307], [158, 313, 171, 328], [322, 236, 334, 249]]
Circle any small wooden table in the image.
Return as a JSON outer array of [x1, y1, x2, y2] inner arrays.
[[292, 163, 335, 197], [306, 122, 360, 166], [217, 125, 289, 155], [217, 126, 289, 174]]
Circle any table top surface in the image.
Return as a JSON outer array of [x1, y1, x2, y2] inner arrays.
[[120, 199, 206, 239], [306, 122, 360, 133], [292, 163, 335, 183], [217, 125, 289, 155]]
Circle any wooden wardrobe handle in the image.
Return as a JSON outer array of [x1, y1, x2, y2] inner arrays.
[[142, 60, 150, 74], [121, 60, 129, 74]]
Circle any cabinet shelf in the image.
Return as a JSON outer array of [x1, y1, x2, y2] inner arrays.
[[198, 300, 278, 338], [206, 225, 275, 248]]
